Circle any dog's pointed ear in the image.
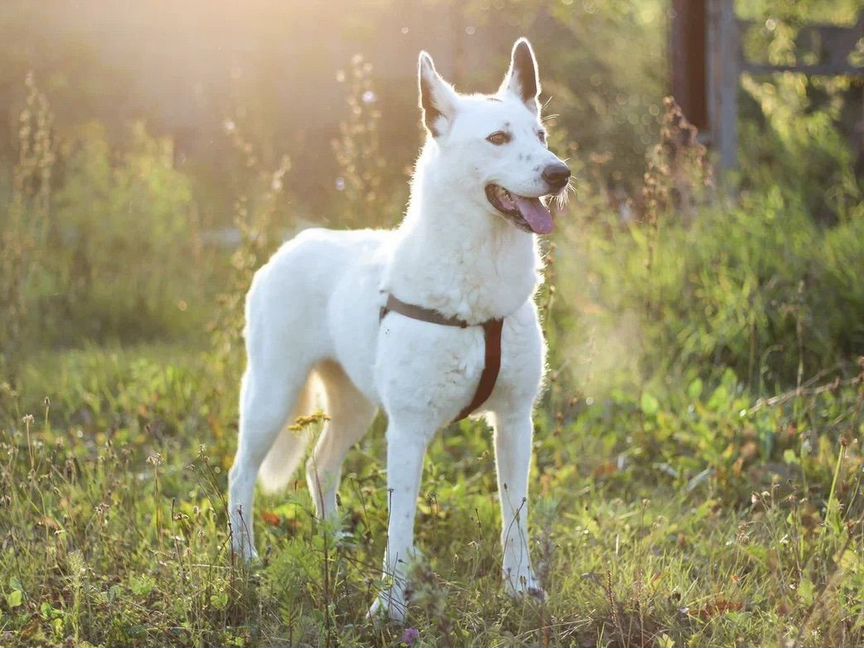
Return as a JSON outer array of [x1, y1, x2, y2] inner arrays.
[[499, 37, 541, 113], [418, 51, 458, 137]]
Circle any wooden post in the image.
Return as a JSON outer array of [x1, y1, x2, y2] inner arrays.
[[707, 0, 740, 172], [675, 3, 862, 178], [670, 0, 708, 132]]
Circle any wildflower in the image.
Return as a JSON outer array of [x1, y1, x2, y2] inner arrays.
[[401, 627, 420, 646]]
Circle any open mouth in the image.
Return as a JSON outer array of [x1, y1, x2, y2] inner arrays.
[[485, 184, 554, 234]]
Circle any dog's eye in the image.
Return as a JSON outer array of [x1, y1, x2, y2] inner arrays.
[[537, 131, 547, 145], [486, 131, 510, 146]]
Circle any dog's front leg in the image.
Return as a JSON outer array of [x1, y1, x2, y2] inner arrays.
[[368, 416, 433, 622], [492, 408, 544, 599]]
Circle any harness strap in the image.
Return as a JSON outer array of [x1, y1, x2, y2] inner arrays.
[[379, 293, 504, 421], [380, 293, 469, 328]]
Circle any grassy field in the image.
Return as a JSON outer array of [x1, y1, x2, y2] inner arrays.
[[1, 342, 862, 647], [3, 8, 864, 643]]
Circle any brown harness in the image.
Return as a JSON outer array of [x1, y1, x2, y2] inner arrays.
[[379, 293, 503, 421]]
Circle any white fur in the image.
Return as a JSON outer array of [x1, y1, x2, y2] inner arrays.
[[228, 38, 567, 621]]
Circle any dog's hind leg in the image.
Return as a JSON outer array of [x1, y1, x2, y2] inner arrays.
[[306, 361, 377, 522], [228, 361, 314, 560]]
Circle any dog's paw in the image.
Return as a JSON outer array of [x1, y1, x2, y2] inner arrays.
[[508, 583, 547, 603], [367, 592, 408, 624], [524, 585, 547, 602], [332, 528, 353, 545], [233, 548, 259, 564], [503, 569, 546, 602], [231, 538, 259, 563]]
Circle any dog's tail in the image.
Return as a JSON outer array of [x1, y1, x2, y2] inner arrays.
[[258, 374, 320, 493]]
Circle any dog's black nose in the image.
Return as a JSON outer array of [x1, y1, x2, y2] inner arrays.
[[542, 163, 571, 190]]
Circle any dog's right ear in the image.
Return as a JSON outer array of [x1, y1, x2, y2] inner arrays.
[[499, 38, 541, 113], [418, 52, 458, 137]]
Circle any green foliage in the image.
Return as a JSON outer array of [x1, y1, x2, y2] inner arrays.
[[0, 73, 54, 381], [556, 185, 864, 392], [44, 120, 202, 344], [1, 345, 862, 647], [1, 3, 864, 646], [552, 365, 864, 502], [1, 74, 208, 364], [736, 1, 864, 223], [0, 392, 258, 647], [740, 73, 861, 222]]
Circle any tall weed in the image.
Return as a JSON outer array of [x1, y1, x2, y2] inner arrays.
[[331, 55, 399, 229], [0, 74, 54, 381]]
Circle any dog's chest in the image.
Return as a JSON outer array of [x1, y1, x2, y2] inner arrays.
[[374, 300, 544, 424], [385, 218, 541, 325]]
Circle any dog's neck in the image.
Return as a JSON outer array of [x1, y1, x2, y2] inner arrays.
[[383, 143, 543, 323]]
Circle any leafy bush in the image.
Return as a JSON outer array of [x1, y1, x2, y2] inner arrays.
[[554, 102, 864, 394], [740, 73, 861, 223], [0, 73, 54, 379], [43, 121, 203, 344]]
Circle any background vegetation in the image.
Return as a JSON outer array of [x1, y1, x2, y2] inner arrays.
[[1, 1, 864, 646]]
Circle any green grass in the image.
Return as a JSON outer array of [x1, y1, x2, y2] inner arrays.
[[2, 7, 863, 646], [1, 345, 862, 647]]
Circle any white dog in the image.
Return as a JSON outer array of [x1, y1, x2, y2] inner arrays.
[[228, 37, 570, 621]]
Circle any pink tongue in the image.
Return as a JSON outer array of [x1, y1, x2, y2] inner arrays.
[[514, 196, 554, 234]]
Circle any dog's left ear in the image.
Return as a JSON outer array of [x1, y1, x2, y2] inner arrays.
[[499, 37, 541, 113], [418, 52, 459, 137]]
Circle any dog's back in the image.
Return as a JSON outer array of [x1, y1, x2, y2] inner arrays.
[[246, 227, 388, 353]]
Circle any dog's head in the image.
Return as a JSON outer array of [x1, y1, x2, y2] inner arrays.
[[418, 38, 570, 235]]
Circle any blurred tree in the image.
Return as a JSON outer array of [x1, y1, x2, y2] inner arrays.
[[0, 0, 669, 223]]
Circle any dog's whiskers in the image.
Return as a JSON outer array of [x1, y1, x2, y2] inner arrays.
[[553, 178, 576, 210]]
